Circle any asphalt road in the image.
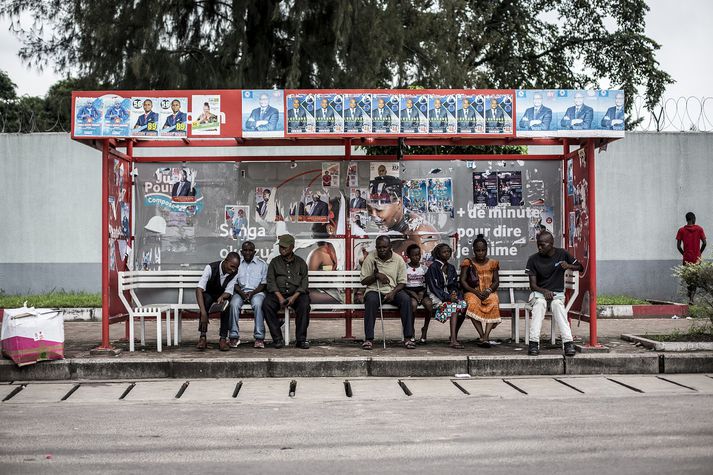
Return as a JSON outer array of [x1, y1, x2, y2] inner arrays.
[[1, 376, 712, 474]]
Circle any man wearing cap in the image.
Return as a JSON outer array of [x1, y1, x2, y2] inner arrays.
[[196, 252, 241, 351], [264, 234, 311, 349]]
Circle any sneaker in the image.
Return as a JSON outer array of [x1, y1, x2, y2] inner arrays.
[[218, 338, 230, 351], [564, 341, 576, 357], [273, 338, 285, 349], [296, 341, 310, 349], [254, 339, 265, 349], [528, 341, 540, 356], [229, 338, 241, 348], [196, 336, 208, 351]]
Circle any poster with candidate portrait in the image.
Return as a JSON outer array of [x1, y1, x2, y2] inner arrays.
[[515, 89, 625, 138], [456, 94, 485, 134], [496, 171, 523, 206], [343, 93, 372, 133], [130, 97, 160, 137], [472, 172, 498, 207], [74, 97, 104, 136], [369, 162, 401, 203], [400, 94, 428, 134], [483, 94, 514, 134], [427, 178, 454, 217], [242, 89, 284, 138], [428, 94, 457, 134], [191, 94, 221, 135], [285, 93, 316, 135], [158, 97, 188, 137], [371, 94, 400, 134], [314, 93, 344, 134], [101, 95, 131, 137], [404, 179, 428, 213]]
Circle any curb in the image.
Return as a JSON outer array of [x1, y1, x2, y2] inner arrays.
[[2, 353, 712, 381], [598, 303, 688, 318], [621, 334, 713, 352]]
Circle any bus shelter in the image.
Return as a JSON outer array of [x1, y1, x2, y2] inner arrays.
[[71, 88, 624, 351]]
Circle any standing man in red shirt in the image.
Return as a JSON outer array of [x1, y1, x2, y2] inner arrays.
[[676, 212, 707, 304]]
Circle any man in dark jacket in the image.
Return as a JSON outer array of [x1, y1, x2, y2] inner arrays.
[[196, 252, 240, 351]]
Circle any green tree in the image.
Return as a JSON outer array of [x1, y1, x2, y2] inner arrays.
[[0, 70, 17, 100]]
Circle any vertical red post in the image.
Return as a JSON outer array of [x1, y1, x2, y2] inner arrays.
[[343, 138, 354, 338], [586, 139, 598, 347], [100, 140, 112, 349], [562, 139, 570, 247], [124, 140, 134, 341]]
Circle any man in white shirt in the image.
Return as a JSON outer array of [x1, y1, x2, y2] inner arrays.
[[196, 252, 240, 351], [228, 241, 269, 348]]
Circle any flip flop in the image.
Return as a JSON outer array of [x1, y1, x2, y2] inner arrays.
[[449, 341, 464, 349], [404, 340, 416, 349], [362, 340, 373, 350]]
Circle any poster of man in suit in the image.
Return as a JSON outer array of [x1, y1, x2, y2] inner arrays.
[[159, 98, 188, 137], [601, 91, 625, 130], [371, 94, 399, 134], [518, 92, 553, 132], [400, 94, 427, 134], [299, 189, 330, 223], [484, 94, 513, 134], [560, 91, 594, 131], [343, 94, 371, 133], [75, 97, 104, 136], [242, 89, 284, 138], [130, 97, 160, 137], [286, 93, 316, 135], [314, 94, 344, 133], [428, 95, 456, 134], [102, 96, 130, 137], [456, 94, 484, 134]]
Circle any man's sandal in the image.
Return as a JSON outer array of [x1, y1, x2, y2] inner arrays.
[[449, 341, 464, 349], [362, 340, 373, 350], [404, 340, 416, 349]]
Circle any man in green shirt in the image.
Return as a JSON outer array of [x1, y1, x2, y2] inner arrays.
[[360, 235, 415, 349], [264, 234, 311, 349]]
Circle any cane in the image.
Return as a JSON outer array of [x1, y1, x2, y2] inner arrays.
[[374, 266, 387, 349]]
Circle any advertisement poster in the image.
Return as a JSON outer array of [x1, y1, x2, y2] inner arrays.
[[369, 162, 401, 202], [286, 93, 315, 134], [242, 89, 284, 138], [456, 94, 485, 134], [404, 179, 428, 213], [130, 97, 160, 137], [567, 158, 574, 196], [371, 94, 400, 134], [158, 97, 188, 137], [428, 94, 457, 134], [472, 172, 498, 206], [299, 189, 330, 223], [225, 205, 249, 240], [191, 94, 221, 135], [400, 94, 428, 134], [255, 187, 277, 222], [143, 167, 203, 220], [322, 162, 340, 188], [120, 202, 130, 238], [102, 96, 131, 136], [483, 94, 514, 134], [170, 167, 197, 200], [515, 89, 625, 137], [314, 93, 343, 133], [346, 162, 359, 187], [529, 206, 554, 241], [497, 171, 523, 206], [428, 178, 454, 217], [343, 94, 371, 133], [350, 209, 369, 236], [74, 97, 104, 136]]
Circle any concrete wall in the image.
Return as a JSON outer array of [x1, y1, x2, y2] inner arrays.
[[1, 132, 711, 301]]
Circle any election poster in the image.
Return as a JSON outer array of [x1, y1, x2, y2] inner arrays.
[[456, 94, 485, 134], [102, 95, 131, 137], [191, 94, 221, 135], [368, 162, 401, 202], [497, 171, 523, 206], [400, 94, 428, 134], [428, 94, 457, 134], [404, 179, 428, 213], [285, 93, 316, 135], [299, 188, 330, 223], [346, 162, 359, 187], [242, 89, 284, 138], [74, 97, 104, 136], [322, 162, 340, 188], [528, 206, 554, 241], [515, 89, 625, 138], [427, 177, 454, 217], [472, 172, 498, 207], [130, 97, 160, 137], [225, 205, 249, 240], [483, 94, 514, 134], [314, 93, 344, 134], [158, 97, 188, 137], [255, 187, 277, 222], [371, 93, 400, 134], [343, 93, 372, 133]]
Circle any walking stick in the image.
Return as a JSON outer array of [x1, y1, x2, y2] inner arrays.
[[374, 267, 387, 349]]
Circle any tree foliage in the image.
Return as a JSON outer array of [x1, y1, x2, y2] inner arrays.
[[2, 0, 671, 132]]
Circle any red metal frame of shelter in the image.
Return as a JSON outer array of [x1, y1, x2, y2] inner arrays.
[[72, 91, 617, 351]]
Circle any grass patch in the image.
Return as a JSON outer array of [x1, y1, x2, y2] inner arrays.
[[597, 294, 649, 305], [0, 290, 101, 308], [645, 321, 713, 342]]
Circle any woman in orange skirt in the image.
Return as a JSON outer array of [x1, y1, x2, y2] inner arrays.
[[459, 234, 501, 347]]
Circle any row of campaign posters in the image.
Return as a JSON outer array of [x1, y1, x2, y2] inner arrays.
[[73, 89, 624, 139]]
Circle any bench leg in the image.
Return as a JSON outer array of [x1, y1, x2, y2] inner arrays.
[[156, 309, 162, 352], [524, 309, 530, 345], [551, 316, 556, 346], [129, 313, 135, 352], [512, 308, 520, 343], [165, 309, 172, 347], [174, 309, 180, 346], [140, 314, 146, 348], [283, 308, 290, 346]]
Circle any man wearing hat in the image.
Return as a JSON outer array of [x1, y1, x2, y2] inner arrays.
[[264, 234, 311, 348]]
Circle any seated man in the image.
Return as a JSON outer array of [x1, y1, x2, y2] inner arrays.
[[228, 241, 268, 348], [196, 252, 240, 351], [360, 235, 415, 350], [263, 234, 311, 349], [525, 231, 582, 357]]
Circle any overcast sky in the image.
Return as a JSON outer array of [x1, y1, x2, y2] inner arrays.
[[0, 0, 709, 98]]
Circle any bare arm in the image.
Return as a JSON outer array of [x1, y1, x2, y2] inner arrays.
[[196, 287, 208, 332], [701, 239, 707, 255], [677, 239, 684, 256]]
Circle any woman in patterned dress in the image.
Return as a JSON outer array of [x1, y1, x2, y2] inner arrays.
[[460, 234, 501, 348]]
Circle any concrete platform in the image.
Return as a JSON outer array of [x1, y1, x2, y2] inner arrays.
[[503, 377, 582, 397], [450, 378, 524, 398], [8, 382, 76, 403], [68, 382, 132, 402]]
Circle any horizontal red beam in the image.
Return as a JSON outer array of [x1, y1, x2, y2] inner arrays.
[[132, 153, 563, 163]]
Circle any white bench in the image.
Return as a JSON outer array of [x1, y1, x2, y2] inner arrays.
[[118, 269, 578, 351]]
